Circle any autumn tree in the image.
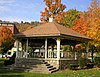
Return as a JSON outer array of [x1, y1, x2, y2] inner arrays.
[[89, 0, 100, 11], [71, 0, 100, 45], [71, 0, 100, 53], [86, 0, 100, 47], [40, 0, 66, 24], [63, 9, 81, 27], [0, 26, 15, 53]]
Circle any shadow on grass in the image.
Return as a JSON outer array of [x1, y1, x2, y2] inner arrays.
[[0, 69, 23, 74], [0, 75, 24, 77]]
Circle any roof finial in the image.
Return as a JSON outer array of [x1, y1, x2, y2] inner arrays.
[[49, 16, 53, 22]]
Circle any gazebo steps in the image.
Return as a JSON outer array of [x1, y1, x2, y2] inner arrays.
[[43, 61, 59, 73], [11, 58, 59, 73], [50, 68, 59, 73], [49, 67, 56, 71], [47, 65, 53, 68], [46, 64, 50, 66]]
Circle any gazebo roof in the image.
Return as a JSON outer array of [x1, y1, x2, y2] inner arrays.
[[16, 22, 91, 41]]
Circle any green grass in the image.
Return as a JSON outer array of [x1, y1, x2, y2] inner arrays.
[[0, 59, 100, 77], [0, 69, 100, 77]]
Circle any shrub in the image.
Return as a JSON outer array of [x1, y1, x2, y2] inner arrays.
[[67, 64, 79, 70], [4, 60, 15, 66], [86, 63, 94, 68], [78, 57, 88, 69], [94, 57, 100, 68], [97, 63, 100, 68]]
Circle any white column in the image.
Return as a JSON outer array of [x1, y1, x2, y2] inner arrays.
[[26, 39, 28, 58], [45, 38, 47, 59], [85, 42, 89, 58], [16, 40, 19, 58], [86, 42, 89, 52], [75, 52, 77, 60], [73, 46, 77, 60], [57, 38, 60, 64], [19, 42, 22, 58], [21, 42, 24, 58]]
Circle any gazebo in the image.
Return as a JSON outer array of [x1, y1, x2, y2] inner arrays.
[[15, 19, 91, 70]]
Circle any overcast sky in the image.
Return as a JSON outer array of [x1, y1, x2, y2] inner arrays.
[[0, 0, 92, 22]]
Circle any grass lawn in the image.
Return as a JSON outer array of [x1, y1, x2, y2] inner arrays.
[[0, 59, 100, 77]]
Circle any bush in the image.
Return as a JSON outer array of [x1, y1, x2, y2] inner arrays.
[[4, 60, 15, 66], [86, 63, 94, 68], [94, 57, 100, 68], [67, 64, 79, 70], [97, 63, 100, 68], [78, 57, 88, 69]]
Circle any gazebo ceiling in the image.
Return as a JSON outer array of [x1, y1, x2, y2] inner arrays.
[[21, 38, 81, 46], [16, 22, 91, 41]]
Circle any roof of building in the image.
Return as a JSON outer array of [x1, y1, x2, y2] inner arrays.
[[0, 22, 19, 34], [16, 22, 91, 41]]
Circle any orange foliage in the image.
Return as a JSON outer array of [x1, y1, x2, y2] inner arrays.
[[71, 0, 100, 46], [86, 0, 100, 45], [41, 0, 66, 23], [71, 17, 88, 35], [75, 44, 86, 52], [0, 26, 14, 48], [87, 18, 100, 42]]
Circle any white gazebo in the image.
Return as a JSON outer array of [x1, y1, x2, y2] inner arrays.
[[15, 21, 91, 69]]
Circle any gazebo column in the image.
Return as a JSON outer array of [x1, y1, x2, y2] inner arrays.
[[85, 42, 89, 58], [20, 42, 23, 58], [21, 42, 24, 58], [45, 38, 47, 59], [26, 39, 29, 58], [57, 38, 60, 64], [86, 42, 89, 52], [16, 40, 19, 58], [73, 45, 77, 60]]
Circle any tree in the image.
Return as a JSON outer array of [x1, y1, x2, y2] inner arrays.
[[89, 0, 100, 11], [0, 26, 15, 53], [71, 0, 100, 55], [71, 0, 100, 46], [40, 0, 66, 24], [63, 9, 81, 27], [86, 0, 100, 46]]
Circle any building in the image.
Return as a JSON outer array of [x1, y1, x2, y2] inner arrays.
[[0, 22, 19, 34], [14, 18, 92, 73]]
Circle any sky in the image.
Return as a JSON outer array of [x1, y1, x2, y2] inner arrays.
[[0, 0, 92, 22]]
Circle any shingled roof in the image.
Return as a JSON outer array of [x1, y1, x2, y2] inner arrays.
[[16, 22, 91, 40]]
